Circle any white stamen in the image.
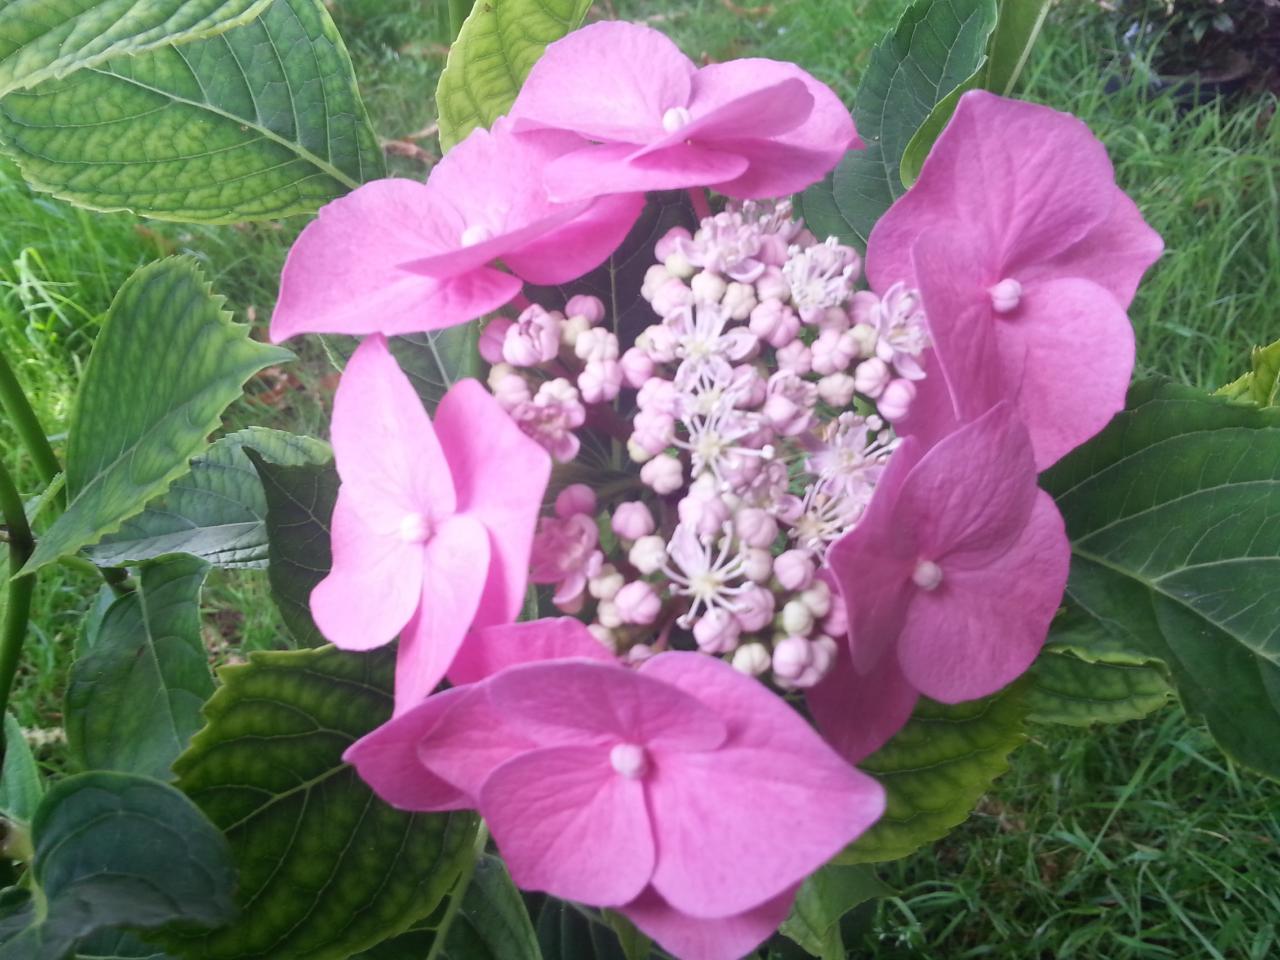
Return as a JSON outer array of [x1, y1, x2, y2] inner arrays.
[[912, 560, 943, 591], [610, 743, 649, 779], [397, 512, 433, 544], [662, 106, 692, 133], [989, 278, 1022, 314]]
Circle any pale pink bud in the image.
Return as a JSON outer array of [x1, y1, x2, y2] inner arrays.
[[597, 599, 623, 628], [587, 623, 617, 651], [560, 314, 592, 349], [756, 236, 790, 269], [775, 341, 812, 376], [635, 376, 678, 414], [853, 357, 890, 398], [691, 271, 727, 303], [574, 327, 619, 362], [638, 324, 678, 364], [565, 294, 605, 325], [850, 322, 879, 359], [730, 365, 767, 407], [665, 251, 696, 279], [775, 549, 815, 591], [823, 589, 849, 637], [801, 579, 832, 618], [811, 329, 855, 375], [775, 493, 804, 524], [629, 535, 668, 575], [555, 483, 596, 518], [655, 226, 692, 262], [614, 581, 661, 625], [612, 501, 655, 540], [640, 454, 684, 495], [579, 359, 623, 404], [630, 409, 676, 456], [817, 373, 856, 408], [589, 566, 624, 601], [735, 508, 778, 548], [732, 642, 771, 676], [723, 282, 757, 320], [620, 348, 655, 388], [781, 599, 814, 636], [815, 307, 850, 333], [772, 635, 813, 682], [755, 265, 790, 300], [652, 278, 693, 316], [693, 608, 741, 653], [479, 317, 513, 364], [677, 491, 730, 537], [626, 643, 655, 665], [642, 264, 673, 299], [503, 304, 561, 367], [748, 299, 800, 348], [490, 372, 531, 410], [734, 585, 776, 632], [741, 547, 773, 582], [850, 289, 880, 327], [879, 378, 917, 421]]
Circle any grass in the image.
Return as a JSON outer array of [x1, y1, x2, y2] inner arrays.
[[0, 0, 1276, 956]]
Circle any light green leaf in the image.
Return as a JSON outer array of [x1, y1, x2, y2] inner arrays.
[[167, 645, 478, 960], [246, 451, 338, 647], [779, 863, 892, 957], [1024, 650, 1172, 726], [21, 258, 291, 574], [1043, 379, 1280, 781], [0, 0, 273, 97], [0, 712, 42, 823], [0, 0, 384, 222], [1216, 336, 1280, 408], [88, 428, 329, 568], [323, 327, 480, 412], [805, 0, 998, 247], [64, 556, 214, 781], [0, 771, 235, 960], [899, 72, 982, 188], [837, 680, 1029, 865], [440, 855, 541, 960], [985, 0, 1052, 95], [436, 0, 594, 151]]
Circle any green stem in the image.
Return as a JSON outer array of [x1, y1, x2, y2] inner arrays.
[[0, 457, 35, 746], [58, 555, 135, 596], [426, 821, 489, 960], [0, 351, 63, 503], [448, 0, 472, 42]]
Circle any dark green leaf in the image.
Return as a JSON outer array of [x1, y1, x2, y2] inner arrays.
[[65, 556, 214, 780], [984, 0, 1052, 95], [167, 645, 478, 960], [22, 258, 291, 573], [0, 0, 273, 96], [779, 863, 892, 957], [535, 899, 639, 960], [246, 452, 338, 647], [837, 680, 1029, 864], [440, 856, 540, 960], [1043, 379, 1280, 781], [322, 326, 480, 412], [76, 929, 172, 959], [436, 0, 594, 151], [0, 713, 42, 822], [1024, 650, 1172, 726], [0, 0, 384, 222], [0, 771, 235, 960], [807, 0, 998, 247], [88, 428, 330, 568]]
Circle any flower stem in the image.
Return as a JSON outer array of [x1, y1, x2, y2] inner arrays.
[[0, 457, 35, 747], [688, 188, 712, 221], [425, 820, 489, 960], [0, 351, 63, 505]]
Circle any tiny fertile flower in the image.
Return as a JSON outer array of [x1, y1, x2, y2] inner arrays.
[[866, 91, 1162, 468], [508, 21, 859, 201], [271, 120, 643, 341], [309, 336, 550, 713]]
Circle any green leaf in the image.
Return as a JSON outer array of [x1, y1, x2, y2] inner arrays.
[[0, 771, 235, 960], [0, 0, 384, 222], [87, 428, 330, 568], [21, 258, 290, 574], [535, 900, 638, 960], [0, 0, 273, 97], [0, 713, 42, 823], [246, 452, 339, 647], [779, 863, 892, 957], [1042, 379, 1280, 781], [65, 556, 214, 781], [837, 680, 1029, 865], [436, 0, 594, 151], [899, 72, 982, 188], [76, 930, 173, 959], [440, 856, 540, 960], [984, 0, 1052, 95], [806, 0, 998, 247], [1023, 650, 1173, 727], [323, 326, 480, 412], [167, 645, 478, 960], [1216, 336, 1280, 408]]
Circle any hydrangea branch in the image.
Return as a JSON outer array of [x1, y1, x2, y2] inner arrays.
[[0, 350, 63, 506], [0, 455, 35, 743]]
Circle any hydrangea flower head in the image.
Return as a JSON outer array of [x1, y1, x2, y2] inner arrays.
[[310, 336, 550, 712], [508, 21, 859, 201], [270, 120, 643, 341]]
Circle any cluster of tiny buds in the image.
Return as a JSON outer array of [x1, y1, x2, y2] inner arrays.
[[485, 200, 930, 690]]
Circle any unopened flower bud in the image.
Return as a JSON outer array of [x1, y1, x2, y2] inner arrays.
[[615, 581, 661, 625], [775, 549, 815, 591], [655, 226, 692, 263], [817, 373, 856, 408], [823, 590, 849, 637], [579, 359, 623, 404], [771, 635, 813, 681], [741, 547, 773, 583], [732, 641, 771, 676], [503, 304, 562, 367], [637, 324, 678, 364], [620, 347, 655, 388], [801, 579, 832, 618], [629, 535, 668, 574], [678, 491, 729, 537], [612, 501, 655, 540], [691, 271, 727, 303], [781, 599, 815, 636], [734, 585, 776, 632], [816, 306, 850, 333], [755, 265, 790, 300], [652, 278, 693, 316], [811, 328, 856, 375], [589, 565, 624, 601], [575, 328, 619, 362], [630, 409, 677, 457], [879, 378, 917, 421], [490, 371, 531, 410], [479, 318, 514, 364], [642, 264, 673, 299], [640, 454, 684, 495], [626, 643, 655, 665], [850, 290, 879, 327], [748, 299, 800, 348], [723, 282, 757, 320], [731, 365, 767, 407], [776, 341, 812, 376], [693, 608, 741, 653], [555, 484, 596, 518], [735, 508, 778, 548], [587, 623, 618, 651], [565, 294, 605, 326], [560, 313, 592, 349], [853, 357, 890, 397], [597, 599, 623, 629]]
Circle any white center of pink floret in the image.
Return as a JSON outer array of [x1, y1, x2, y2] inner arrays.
[[610, 743, 649, 779]]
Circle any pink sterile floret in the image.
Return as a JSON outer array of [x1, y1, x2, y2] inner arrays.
[[346, 618, 884, 960], [308, 336, 550, 714], [507, 21, 859, 201], [865, 90, 1163, 469], [270, 119, 643, 341], [812, 402, 1070, 762]]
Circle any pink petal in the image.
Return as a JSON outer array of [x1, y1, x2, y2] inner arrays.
[[543, 142, 749, 202], [270, 180, 520, 340], [489, 660, 726, 751], [641, 653, 884, 918], [898, 491, 1069, 701], [394, 514, 491, 714], [508, 21, 694, 143], [342, 686, 472, 811], [633, 77, 813, 159], [709, 137, 858, 200], [866, 91, 1116, 292], [1001, 277, 1136, 469], [414, 684, 536, 800], [481, 745, 655, 906], [432, 380, 551, 627], [620, 886, 797, 960], [310, 489, 423, 651], [891, 349, 961, 453], [502, 192, 647, 284], [805, 634, 919, 764], [449, 617, 615, 686], [397, 204, 586, 279]]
